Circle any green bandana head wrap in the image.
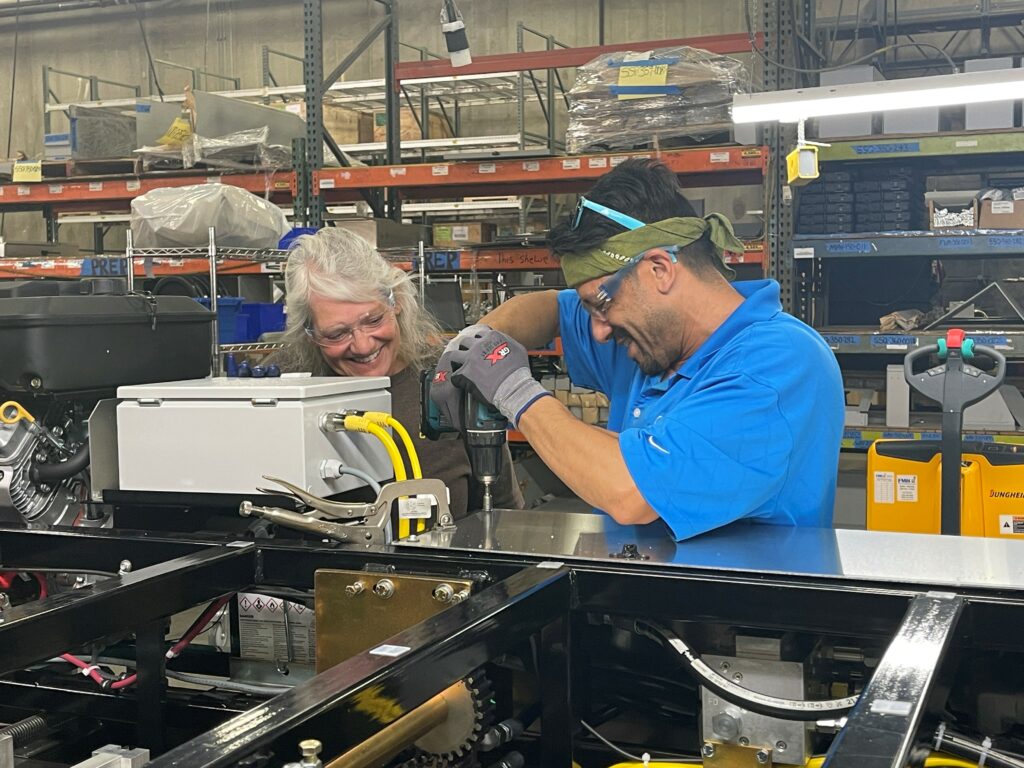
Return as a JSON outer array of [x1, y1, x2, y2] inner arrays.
[[560, 213, 745, 288]]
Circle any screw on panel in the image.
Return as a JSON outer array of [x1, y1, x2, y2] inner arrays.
[[344, 581, 364, 597], [373, 579, 395, 599], [118, 560, 133, 575], [756, 749, 770, 764], [701, 742, 716, 758], [776, 741, 787, 752]]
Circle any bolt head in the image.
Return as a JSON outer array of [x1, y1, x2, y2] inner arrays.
[[701, 743, 716, 758], [299, 739, 322, 757], [739, 737, 750, 746], [756, 749, 770, 764], [733, 672, 744, 682], [30, 377, 42, 389], [776, 741, 787, 752], [119, 559, 133, 574]]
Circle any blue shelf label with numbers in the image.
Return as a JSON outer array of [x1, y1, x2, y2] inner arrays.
[[81, 258, 128, 276], [987, 235, 1024, 250], [412, 251, 461, 272], [851, 142, 921, 155], [825, 240, 873, 254], [938, 237, 974, 250], [966, 335, 1010, 346], [820, 334, 861, 346], [871, 335, 917, 346]]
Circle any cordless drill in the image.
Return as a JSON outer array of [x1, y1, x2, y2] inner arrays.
[[421, 368, 508, 513]]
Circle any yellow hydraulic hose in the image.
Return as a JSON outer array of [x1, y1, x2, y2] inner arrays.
[[363, 411, 426, 534], [343, 414, 414, 538]]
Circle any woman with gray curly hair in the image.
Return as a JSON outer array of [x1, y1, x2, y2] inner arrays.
[[272, 227, 523, 518]]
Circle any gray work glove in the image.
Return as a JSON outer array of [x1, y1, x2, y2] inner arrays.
[[431, 323, 490, 431], [450, 328, 551, 428]]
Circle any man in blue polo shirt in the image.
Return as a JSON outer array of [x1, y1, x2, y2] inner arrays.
[[431, 159, 844, 540]]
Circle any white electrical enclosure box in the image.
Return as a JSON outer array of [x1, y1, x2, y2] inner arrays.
[[116, 377, 393, 496]]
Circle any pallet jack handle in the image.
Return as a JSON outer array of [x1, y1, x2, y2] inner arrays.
[[904, 329, 1006, 535]]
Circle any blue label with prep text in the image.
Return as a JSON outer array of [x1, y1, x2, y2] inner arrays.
[[987, 236, 1024, 250], [412, 251, 461, 271], [871, 335, 917, 346], [938, 237, 974, 250], [81, 258, 128, 276], [825, 240, 873, 254], [821, 334, 861, 346]]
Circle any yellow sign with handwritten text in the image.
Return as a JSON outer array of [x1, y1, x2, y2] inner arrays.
[[12, 161, 42, 183], [616, 62, 669, 101], [157, 117, 194, 147]]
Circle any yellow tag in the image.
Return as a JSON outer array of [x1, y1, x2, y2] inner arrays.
[[616, 62, 668, 101], [786, 145, 819, 186], [157, 116, 193, 147], [12, 161, 42, 183]]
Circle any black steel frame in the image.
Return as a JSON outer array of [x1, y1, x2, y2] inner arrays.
[[4, 526, 1024, 768]]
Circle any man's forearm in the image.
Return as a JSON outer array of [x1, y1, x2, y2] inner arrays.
[[517, 397, 658, 525], [479, 290, 560, 350]]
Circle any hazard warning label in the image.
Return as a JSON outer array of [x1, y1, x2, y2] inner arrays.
[[998, 515, 1024, 535]]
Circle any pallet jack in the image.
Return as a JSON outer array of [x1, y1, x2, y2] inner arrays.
[[867, 328, 1024, 537]]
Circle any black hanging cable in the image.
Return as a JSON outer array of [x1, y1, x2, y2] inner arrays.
[[2, 0, 20, 238], [136, 0, 165, 101]]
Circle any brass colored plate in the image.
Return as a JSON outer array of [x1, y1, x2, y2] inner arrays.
[[315, 569, 474, 673], [704, 741, 773, 767]]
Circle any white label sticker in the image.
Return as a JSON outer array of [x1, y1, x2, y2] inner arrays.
[[88, 181, 103, 192], [17, 186, 30, 196], [126, 180, 141, 191], [991, 200, 1015, 215], [48, 184, 63, 194], [236, 591, 316, 664], [389, 167, 407, 177], [562, 158, 581, 170], [478, 162, 496, 174], [710, 151, 731, 163], [370, 643, 411, 658], [873, 471, 895, 504], [793, 247, 815, 259], [955, 140, 979, 148], [886, 344, 909, 351], [610, 155, 628, 167], [870, 700, 913, 716], [398, 495, 433, 520], [432, 165, 449, 176], [319, 178, 336, 189], [536, 561, 565, 569], [587, 157, 608, 169], [452, 225, 469, 241], [522, 161, 540, 172], [896, 474, 918, 502], [999, 515, 1024, 535]]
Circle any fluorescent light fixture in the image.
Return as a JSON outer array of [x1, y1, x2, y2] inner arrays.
[[732, 68, 1024, 124]]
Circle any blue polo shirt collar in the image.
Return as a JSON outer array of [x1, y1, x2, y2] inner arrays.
[[676, 280, 782, 381]]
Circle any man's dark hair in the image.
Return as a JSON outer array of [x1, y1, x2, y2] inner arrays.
[[549, 158, 723, 278]]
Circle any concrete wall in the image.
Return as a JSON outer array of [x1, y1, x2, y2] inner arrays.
[[0, 0, 744, 243]]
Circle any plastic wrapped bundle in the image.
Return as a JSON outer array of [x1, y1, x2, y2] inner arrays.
[[182, 126, 290, 171], [566, 46, 747, 154], [130, 183, 290, 248]]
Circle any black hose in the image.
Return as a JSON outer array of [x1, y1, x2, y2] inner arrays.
[[31, 443, 89, 484], [634, 620, 860, 721], [934, 726, 1024, 768], [0, 715, 47, 746]]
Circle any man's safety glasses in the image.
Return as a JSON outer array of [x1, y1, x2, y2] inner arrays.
[[571, 195, 646, 231]]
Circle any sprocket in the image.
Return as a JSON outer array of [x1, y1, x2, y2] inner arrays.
[[407, 671, 494, 767]]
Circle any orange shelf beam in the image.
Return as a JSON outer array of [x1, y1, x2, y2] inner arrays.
[[0, 257, 275, 280]]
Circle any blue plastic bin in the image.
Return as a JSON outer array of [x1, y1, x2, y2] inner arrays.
[[237, 303, 286, 342], [195, 297, 245, 344]]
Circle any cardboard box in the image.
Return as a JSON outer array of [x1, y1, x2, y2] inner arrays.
[[929, 199, 977, 230], [372, 108, 452, 143], [432, 222, 496, 248], [581, 406, 600, 424], [979, 199, 1024, 230], [284, 102, 373, 144]]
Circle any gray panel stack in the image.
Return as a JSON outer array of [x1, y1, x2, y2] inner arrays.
[[965, 58, 1017, 130], [815, 66, 882, 139]]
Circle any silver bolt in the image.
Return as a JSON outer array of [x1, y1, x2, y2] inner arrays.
[[756, 749, 770, 764], [39, 483, 51, 493], [733, 672, 744, 682], [373, 579, 395, 599], [118, 559, 132, 575], [239, 501, 254, 517], [30, 377, 42, 389], [739, 737, 750, 746], [432, 583, 454, 603], [35, 452, 47, 463], [451, 588, 470, 604], [720, 661, 731, 671], [300, 738, 322, 766], [701, 742, 716, 759], [775, 741, 787, 752], [344, 581, 364, 597]]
